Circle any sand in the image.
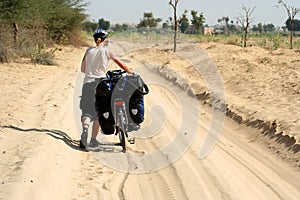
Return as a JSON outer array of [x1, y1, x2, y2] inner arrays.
[[0, 36, 299, 199]]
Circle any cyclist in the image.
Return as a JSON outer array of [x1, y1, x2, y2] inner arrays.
[[80, 29, 132, 149]]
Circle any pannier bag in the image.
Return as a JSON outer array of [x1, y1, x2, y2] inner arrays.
[[95, 70, 149, 134], [95, 79, 115, 135], [122, 74, 149, 125]]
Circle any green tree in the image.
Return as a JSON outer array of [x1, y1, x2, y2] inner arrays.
[[257, 23, 263, 33], [179, 10, 189, 33], [112, 23, 128, 32], [278, 0, 300, 49], [218, 16, 230, 34], [285, 18, 300, 31], [0, 0, 88, 62], [98, 18, 110, 30], [82, 21, 98, 32], [137, 12, 162, 28], [162, 22, 169, 29], [162, 17, 175, 30], [263, 23, 275, 32], [0, 0, 26, 23], [190, 10, 205, 34], [46, 0, 88, 43]]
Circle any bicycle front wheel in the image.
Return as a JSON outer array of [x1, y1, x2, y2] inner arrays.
[[117, 108, 126, 153]]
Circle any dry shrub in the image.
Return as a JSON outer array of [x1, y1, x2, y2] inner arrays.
[[223, 35, 240, 46], [30, 44, 56, 65], [0, 24, 14, 62], [67, 31, 89, 47], [17, 26, 51, 57]]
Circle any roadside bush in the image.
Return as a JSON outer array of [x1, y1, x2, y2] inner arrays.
[[257, 37, 267, 48], [271, 35, 283, 50], [0, 41, 12, 63], [223, 35, 240, 46], [31, 44, 56, 65], [293, 38, 300, 50], [0, 24, 13, 62]]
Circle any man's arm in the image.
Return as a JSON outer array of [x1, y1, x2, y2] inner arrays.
[[109, 51, 133, 73], [81, 54, 87, 73]]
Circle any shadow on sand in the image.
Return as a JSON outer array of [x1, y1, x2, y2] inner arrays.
[[1, 125, 123, 153]]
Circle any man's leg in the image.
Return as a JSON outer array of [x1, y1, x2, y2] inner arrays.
[[82, 116, 91, 131], [89, 119, 100, 147], [91, 119, 100, 140], [80, 116, 91, 148]]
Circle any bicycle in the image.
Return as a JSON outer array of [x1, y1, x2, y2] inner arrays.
[[107, 70, 134, 152], [113, 97, 134, 153], [95, 70, 148, 153]]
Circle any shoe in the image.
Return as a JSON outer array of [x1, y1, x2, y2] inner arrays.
[[89, 138, 100, 147], [80, 129, 88, 149]]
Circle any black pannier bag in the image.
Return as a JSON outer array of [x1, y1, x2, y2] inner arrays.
[[95, 79, 115, 135], [95, 70, 125, 135]]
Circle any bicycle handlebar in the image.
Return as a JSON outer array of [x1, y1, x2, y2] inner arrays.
[[105, 69, 149, 95]]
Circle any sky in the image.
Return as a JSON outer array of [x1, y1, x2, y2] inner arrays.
[[84, 0, 300, 27]]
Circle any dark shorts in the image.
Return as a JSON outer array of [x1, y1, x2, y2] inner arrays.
[[80, 81, 99, 121]]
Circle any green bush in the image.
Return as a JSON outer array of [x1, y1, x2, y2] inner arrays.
[[271, 35, 283, 50], [31, 44, 56, 65]]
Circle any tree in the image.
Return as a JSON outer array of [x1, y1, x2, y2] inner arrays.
[[263, 23, 275, 32], [137, 12, 162, 28], [278, 0, 300, 49], [257, 23, 263, 33], [0, 0, 88, 43], [98, 18, 110, 30], [169, 0, 180, 52], [44, 0, 88, 43], [236, 5, 255, 48], [190, 10, 205, 34], [179, 10, 190, 33], [218, 16, 230, 34], [82, 21, 98, 32], [112, 23, 128, 32], [162, 22, 169, 29], [285, 18, 300, 32], [0, 0, 88, 62]]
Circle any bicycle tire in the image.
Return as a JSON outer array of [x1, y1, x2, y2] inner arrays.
[[118, 108, 126, 153], [119, 129, 126, 153]]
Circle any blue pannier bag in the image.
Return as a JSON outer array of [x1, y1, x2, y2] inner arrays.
[[122, 74, 149, 126]]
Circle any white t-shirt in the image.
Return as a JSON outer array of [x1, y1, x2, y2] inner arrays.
[[82, 46, 110, 84]]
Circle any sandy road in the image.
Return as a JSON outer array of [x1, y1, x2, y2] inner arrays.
[[0, 40, 299, 200]]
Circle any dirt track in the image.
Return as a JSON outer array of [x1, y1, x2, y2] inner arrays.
[[0, 38, 299, 199]]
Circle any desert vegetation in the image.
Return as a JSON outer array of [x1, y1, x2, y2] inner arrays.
[[0, 0, 299, 65], [0, 0, 88, 64]]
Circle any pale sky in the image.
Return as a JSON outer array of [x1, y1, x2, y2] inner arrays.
[[84, 0, 300, 27]]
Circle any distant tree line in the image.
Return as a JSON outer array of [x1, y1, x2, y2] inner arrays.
[[161, 10, 205, 34], [82, 18, 129, 32]]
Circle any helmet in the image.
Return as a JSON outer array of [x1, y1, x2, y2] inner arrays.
[[93, 29, 108, 42]]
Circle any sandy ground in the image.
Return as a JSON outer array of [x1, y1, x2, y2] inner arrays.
[[0, 36, 299, 200]]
